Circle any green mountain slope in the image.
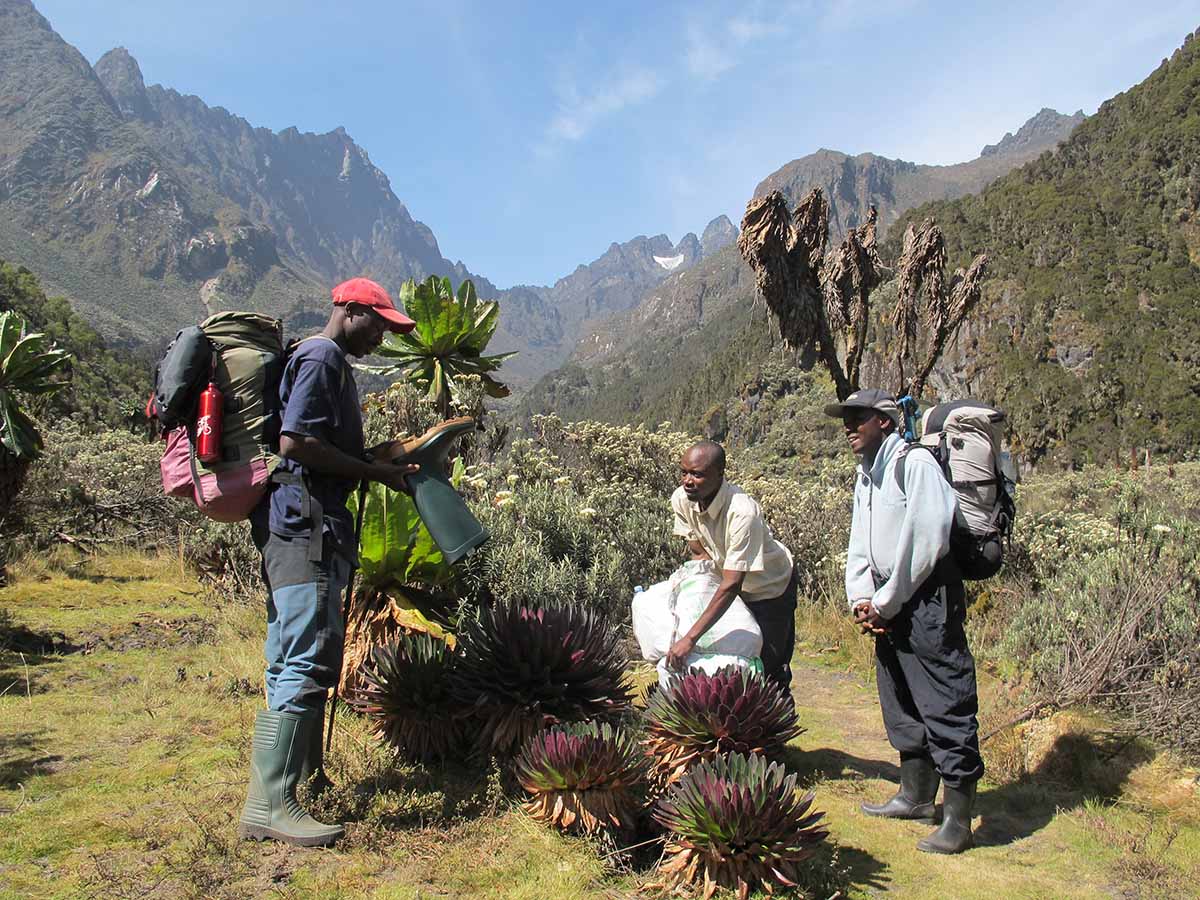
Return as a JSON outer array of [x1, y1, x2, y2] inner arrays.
[[886, 27, 1200, 464], [0, 260, 150, 428]]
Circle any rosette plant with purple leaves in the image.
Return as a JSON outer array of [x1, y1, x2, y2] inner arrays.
[[644, 667, 801, 783], [349, 632, 463, 763], [651, 751, 828, 900], [450, 600, 631, 755], [515, 721, 648, 834]]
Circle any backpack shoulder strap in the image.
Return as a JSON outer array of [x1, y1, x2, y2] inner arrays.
[[894, 442, 926, 495]]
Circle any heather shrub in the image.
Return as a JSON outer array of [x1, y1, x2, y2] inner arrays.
[[463, 414, 852, 620], [12, 416, 177, 545], [460, 478, 677, 624], [999, 510, 1200, 757], [7, 416, 258, 597]]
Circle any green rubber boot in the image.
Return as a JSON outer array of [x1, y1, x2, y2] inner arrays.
[[377, 417, 488, 564], [917, 781, 976, 854], [861, 753, 940, 822], [238, 709, 344, 846], [298, 710, 335, 800]]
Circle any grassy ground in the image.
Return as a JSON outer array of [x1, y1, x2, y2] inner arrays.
[[2, 549, 1198, 899]]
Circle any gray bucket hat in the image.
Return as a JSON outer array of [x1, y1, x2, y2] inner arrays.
[[823, 388, 901, 427]]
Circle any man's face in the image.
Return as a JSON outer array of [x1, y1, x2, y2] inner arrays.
[[842, 408, 890, 457], [344, 305, 390, 358], [680, 448, 721, 504]]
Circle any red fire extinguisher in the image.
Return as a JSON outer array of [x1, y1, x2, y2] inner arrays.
[[195, 381, 224, 464]]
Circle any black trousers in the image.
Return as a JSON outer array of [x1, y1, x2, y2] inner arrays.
[[746, 573, 798, 694], [874, 566, 983, 788]]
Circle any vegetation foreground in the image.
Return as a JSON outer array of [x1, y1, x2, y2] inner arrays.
[[1, 536, 1197, 898]]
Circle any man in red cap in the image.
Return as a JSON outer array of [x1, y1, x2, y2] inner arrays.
[[239, 277, 417, 847]]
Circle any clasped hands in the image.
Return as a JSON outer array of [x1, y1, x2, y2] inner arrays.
[[853, 600, 888, 635]]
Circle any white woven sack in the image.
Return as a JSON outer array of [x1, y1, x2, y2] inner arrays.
[[668, 560, 763, 658], [632, 580, 674, 661]]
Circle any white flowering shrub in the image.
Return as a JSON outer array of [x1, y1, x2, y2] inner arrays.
[[458, 416, 690, 621], [456, 414, 859, 625]]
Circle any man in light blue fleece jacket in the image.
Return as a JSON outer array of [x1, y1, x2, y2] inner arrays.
[[826, 388, 982, 855]]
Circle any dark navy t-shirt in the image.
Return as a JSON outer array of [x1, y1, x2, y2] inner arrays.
[[267, 336, 364, 561]]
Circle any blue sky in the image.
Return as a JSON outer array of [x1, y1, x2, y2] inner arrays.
[[34, 0, 1200, 288]]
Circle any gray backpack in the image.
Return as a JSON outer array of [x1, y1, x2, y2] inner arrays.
[[897, 401, 1017, 580]]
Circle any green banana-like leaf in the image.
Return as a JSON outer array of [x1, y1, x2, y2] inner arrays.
[[0, 311, 71, 460], [0, 390, 42, 458], [2, 337, 69, 387], [0, 312, 22, 361], [350, 481, 452, 591]]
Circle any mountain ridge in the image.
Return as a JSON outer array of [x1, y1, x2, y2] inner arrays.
[[0, 0, 491, 344], [553, 106, 1082, 379], [0, 0, 738, 382], [751, 108, 1084, 240]]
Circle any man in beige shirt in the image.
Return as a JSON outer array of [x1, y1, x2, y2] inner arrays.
[[668, 441, 797, 691]]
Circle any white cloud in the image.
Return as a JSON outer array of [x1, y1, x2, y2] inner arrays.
[[729, 16, 784, 43], [545, 66, 663, 143], [685, 23, 736, 80], [685, 11, 789, 81], [819, 0, 924, 33]]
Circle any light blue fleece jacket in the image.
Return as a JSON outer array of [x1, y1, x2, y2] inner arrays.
[[845, 432, 957, 619]]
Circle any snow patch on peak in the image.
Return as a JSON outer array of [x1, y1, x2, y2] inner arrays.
[[654, 254, 685, 271]]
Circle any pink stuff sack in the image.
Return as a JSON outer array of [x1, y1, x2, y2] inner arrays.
[[159, 426, 272, 522], [191, 456, 272, 523], [160, 427, 194, 498]]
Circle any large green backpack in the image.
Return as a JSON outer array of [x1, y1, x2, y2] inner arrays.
[[156, 312, 286, 522]]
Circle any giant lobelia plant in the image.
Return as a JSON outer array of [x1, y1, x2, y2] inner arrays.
[[349, 632, 464, 763], [515, 721, 648, 835], [644, 667, 801, 783], [451, 600, 631, 756], [364, 277, 514, 419], [0, 311, 70, 512], [651, 751, 828, 900]]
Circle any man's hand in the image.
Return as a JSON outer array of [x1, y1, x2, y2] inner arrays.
[[372, 461, 419, 495], [666, 635, 696, 671], [853, 600, 887, 635]]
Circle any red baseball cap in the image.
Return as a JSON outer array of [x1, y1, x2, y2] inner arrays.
[[331, 277, 416, 333]]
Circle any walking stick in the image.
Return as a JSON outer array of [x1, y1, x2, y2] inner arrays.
[[326, 478, 369, 753]]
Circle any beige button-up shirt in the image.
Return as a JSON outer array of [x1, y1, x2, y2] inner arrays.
[[670, 480, 794, 601]]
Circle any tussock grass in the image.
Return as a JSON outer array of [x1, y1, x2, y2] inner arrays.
[[0, 553, 630, 900]]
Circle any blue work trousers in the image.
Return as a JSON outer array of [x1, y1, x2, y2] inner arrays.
[[252, 522, 352, 714]]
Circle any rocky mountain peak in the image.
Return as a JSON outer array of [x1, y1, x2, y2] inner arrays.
[[94, 47, 155, 121], [980, 107, 1085, 157], [701, 215, 737, 257]]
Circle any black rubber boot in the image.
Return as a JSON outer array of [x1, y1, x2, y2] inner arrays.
[[918, 781, 976, 854], [238, 709, 344, 846], [861, 754, 939, 821]]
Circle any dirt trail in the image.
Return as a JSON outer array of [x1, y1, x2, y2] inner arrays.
[[784, 656, 1198, 899]]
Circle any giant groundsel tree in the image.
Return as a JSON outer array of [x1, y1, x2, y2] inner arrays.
[[738, 188, 988, 401], [365, 277, 514, 418]]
